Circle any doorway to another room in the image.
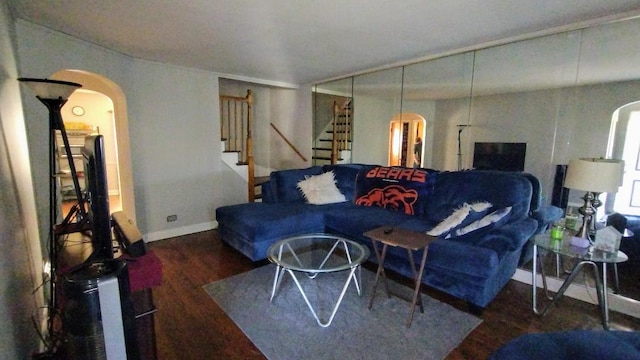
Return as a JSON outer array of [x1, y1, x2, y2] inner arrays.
[[58, 90, 121, 219], [388, 113, 426, 168], [51, 70, 135, 223]]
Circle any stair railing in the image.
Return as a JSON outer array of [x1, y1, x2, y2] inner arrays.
[[220, 89, 256, 201], [332, 102, 339, 163], [331, 99, 352, 164], [270, 123, 307, 162]]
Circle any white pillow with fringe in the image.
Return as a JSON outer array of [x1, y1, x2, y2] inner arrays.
[[426, 201, 492, 236], [449, 206, 512, 238], [297, 171, 346, 205]]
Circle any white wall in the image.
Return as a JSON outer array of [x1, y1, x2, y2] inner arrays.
[[350, 78, 640, 204], [463, 81, 640, 202], [351, 96, 397, 165], [14, 19, 309, 241], [220, 79, 312, 172], [268, 86, 313, 169], [125, 61, 229, 238], [0, 0, 44, 356]]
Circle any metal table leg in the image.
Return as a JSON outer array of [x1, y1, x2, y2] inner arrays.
[[269, 240, 364, 327], [534, 257, 609, 330], [532, 245, 553, 315], [285, 265, 361, 328]]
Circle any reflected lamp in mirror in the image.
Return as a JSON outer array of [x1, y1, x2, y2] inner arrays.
[[564, 158, 624, 241]]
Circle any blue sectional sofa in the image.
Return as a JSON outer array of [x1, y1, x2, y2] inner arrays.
[[489, 330, 640, 359], [216, 164, 543, 309]]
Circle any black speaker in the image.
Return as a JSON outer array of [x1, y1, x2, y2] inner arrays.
[[62, 259, 139, 360], [551, 164, 569, 209]]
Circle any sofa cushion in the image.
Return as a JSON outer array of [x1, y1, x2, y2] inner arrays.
[[217, 202, 354, 261], [216, 202, 325, 239], [354, 166, 437, 216], [297, 171, 346, 205], [269, 166, 323, 203], [426, 170, 532, 224], [324, 204, 416, 241], [489, 330, 640, 360]]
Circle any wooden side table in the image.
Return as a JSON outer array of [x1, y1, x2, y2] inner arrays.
[[364, 226, 436, 327]]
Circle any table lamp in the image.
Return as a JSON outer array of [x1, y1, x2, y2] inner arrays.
[[564, 158, 624, 241]]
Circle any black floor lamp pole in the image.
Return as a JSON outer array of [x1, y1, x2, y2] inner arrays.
[[18, 78, 82, 353], [457, 125, 470, 170]]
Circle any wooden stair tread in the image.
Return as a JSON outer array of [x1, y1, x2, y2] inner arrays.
[[319, 139, 352, 142], [254, 176, 270, 185], [312, 156, 343, 161]]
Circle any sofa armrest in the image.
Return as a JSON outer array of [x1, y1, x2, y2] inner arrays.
[[475, 218, 538, 253], [531, 205, 563, 233], [448, 217, 538, 252]]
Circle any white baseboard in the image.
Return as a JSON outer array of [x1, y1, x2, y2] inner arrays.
[[512, 268, 640, 319], [144, 221, 218, 242]]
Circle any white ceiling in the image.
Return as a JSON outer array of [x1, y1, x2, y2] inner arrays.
[[8, 0, 640, 85]]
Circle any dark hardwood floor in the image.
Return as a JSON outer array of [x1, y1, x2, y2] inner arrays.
[[148, 230, 640, 360]]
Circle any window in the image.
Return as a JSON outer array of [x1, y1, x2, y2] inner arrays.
[[614, 111, 640, 215]]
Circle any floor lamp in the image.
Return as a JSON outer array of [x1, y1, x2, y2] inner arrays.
[[563, 158, 624, 241], [456, 125, 470, 170], [18, 77, 82, 352]]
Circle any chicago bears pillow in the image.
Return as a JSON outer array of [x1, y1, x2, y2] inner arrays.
[[354, 166, 437, 215]]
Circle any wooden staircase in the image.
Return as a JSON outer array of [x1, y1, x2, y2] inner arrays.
[[220, 89, 260, 201], [313, 99, 352, 165], [220, 88, 311, 201]]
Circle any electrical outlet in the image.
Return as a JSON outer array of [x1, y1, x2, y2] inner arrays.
[[167, 214, 177, 222]]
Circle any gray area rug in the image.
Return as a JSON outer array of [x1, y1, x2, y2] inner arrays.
[[204, 264, 482, 360]]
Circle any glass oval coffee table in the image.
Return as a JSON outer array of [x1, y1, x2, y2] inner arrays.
[[267, 233, 370, 327]]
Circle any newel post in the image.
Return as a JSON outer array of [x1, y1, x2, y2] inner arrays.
[[245, 90, 255, 201]]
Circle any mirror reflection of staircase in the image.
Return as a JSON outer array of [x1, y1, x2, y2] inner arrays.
[[313, 98, 352, 166], [220, 89, 353, 201]]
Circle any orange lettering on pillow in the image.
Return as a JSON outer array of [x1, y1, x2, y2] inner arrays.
[[387, 167, 401, 179], [366, 167, 379, 178], [411, 170, 426, 183], [366, 166, 428, 183], [398, 169, 415, 181]]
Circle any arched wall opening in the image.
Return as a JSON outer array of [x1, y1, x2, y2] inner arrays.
[[388, 112, 428, 168], [51, 70, 136, 221]]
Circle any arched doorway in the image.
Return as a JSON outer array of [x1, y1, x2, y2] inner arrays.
[[51, 70, 136, 221], [388, 113, 427, 168]]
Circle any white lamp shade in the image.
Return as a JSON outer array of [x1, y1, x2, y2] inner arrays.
[[564, 158, 624, 193], [18, 78, 81, 100]]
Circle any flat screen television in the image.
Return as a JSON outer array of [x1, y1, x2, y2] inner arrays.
[[472, 142, 526, 172], [82, 135, 113, 261]]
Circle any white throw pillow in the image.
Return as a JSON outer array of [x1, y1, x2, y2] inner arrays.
[[426, 202, 492, 236], [297, 171, 346, 205], [450, 206, 512, 237]]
